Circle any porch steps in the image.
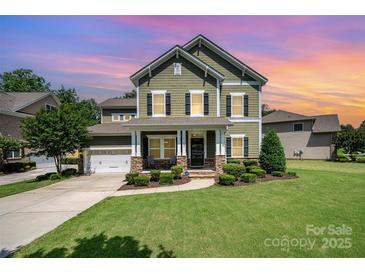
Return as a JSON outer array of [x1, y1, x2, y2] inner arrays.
[[187, 169, 216, 179]]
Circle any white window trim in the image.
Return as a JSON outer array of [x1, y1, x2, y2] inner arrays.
[[147, 135, 177, 159], [7, 149, 22, 159], [189, 90, 204, 117], [230, 92, 245, 118], [151, 90, 166, 117], [230, 134, 245, 158], [111, 113, 136, 122], [173, 63, 182, 75], [45, 103, 56, 112], [293, 122, 304, 132]]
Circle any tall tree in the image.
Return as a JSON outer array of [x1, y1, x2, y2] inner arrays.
[[358, 120, 365, 134], [336, 124, 365, 156], [78, 98, 101, 126], [53, 85, 79, 104], [122, 89, 136, 99], [262, 104, 276, 117], [0, 69, 51, 92], [22, 105, 89, 173]]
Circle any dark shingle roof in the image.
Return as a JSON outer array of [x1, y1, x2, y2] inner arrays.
[[87, 123, 130, 135], [312, 114, 341, 133], [125, 117, 232, 127], [99, 98, 137, 108], [263, 110, 312, 124]]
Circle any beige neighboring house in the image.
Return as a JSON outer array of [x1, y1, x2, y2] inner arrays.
[[262, 110, 341, 160], [0, 91, 60, 163]]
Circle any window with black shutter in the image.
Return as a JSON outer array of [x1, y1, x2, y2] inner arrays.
[[147, 93, 152, 116], [244, 137, 249, 158], [185, 93, 190, 115], [244, 95, 249, 116], [226, 95, 231, 117], [204, 93, 209, 115], [226, 137, 232, 157], [166, 93, 171, 116]]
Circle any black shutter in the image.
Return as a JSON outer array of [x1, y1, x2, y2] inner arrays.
[[226, 137, 232, 157], [244, 137, 249, 158], [244, 95, 249, 117], [147, 93, 152, 116], [226, 95, 231, 117], [204, 93, 209, 115], [185, 93, 190, 115], [166, 93, 171, 116]]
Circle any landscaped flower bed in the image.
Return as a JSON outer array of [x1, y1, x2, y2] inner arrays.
[[118, 165, 191, 190]]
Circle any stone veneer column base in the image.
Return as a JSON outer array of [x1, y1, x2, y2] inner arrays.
[[215, 155, 226, 174], [176, 156, 188, 170], [131, 156, 143, 172]]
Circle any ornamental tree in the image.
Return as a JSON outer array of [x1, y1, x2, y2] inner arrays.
[[0, 135, 23, 166], [259, 129, 286, 173], [21, 104, 89, 173]]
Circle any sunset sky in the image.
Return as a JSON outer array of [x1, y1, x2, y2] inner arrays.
[[0, 16, 364, 126]]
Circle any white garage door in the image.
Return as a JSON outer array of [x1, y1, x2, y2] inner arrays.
[[90, 154, 130, 173]]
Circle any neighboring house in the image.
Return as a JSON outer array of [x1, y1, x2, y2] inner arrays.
[[262, 110, 340, 160], [0, 91, 60, 163], [84, 34, 268, 174]]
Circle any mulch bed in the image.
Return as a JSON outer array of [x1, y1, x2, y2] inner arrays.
[[118, 176, 191, 191], [214, 174, 298, 187]]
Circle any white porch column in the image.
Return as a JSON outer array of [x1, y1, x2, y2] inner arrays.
[[181, 130, 187, 156], [131, 131, 136, 156], [221, 130, 226, 155], [215, 129, 221, 155], [136, 130, 141, 157], [177, 130, 182, 156]]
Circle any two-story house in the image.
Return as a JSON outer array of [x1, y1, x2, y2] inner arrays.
[[84, 35, 268, 174]]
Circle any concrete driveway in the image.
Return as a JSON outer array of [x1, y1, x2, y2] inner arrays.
[[0, 173, 124, 257]]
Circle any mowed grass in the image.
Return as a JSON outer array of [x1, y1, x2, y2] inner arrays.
[[0, 178, 57, 198], [13, 161, 365, 258]]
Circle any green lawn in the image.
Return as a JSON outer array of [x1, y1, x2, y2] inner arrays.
[[0, 178, 58, 198], [13, 160, 365, 258]]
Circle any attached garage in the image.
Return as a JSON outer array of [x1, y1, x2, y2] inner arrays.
[[89, 149, 131, 173]]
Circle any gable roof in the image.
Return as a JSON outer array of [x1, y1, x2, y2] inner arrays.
[[99, 98, 137, 109], [312, 114, 341, 133], [183, 34, 268, 85], [263, 110, 312, 124], [130, 45, 225, 86], [0, 91, 60, 112]]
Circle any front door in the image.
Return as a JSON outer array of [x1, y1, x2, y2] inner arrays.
[[191, 138, 204, 167]]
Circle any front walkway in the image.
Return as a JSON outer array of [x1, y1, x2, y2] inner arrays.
[[112, 178, 215, 197], [0, 173, 123, 257]]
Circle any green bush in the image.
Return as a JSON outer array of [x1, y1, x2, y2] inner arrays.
[[227, 159, 240, 164], [3, 161, 36, 173], [223, 163, 246, 178], [134, 175, 150, 186], [35, 172, 57, 181], [61, 168, 78, 177], [150, 169, 161, 181], [287, 171, 297, 176], [61, 158, 79, 165], [243, 159, 258, 166], [126, 172, 139, 184], [259, 129, 286, 173], [49, 173, 61, 181], [272, 171, 284, 177], [356, 157, 365, 163], [219, 174, 236, 185], [159, 172, 174, 185], [171, 165, 184, 179], [249, 167, 266, 177], [240, 173, 257, 183]]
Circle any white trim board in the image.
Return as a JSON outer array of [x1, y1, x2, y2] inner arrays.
[[229, 118, 260, 123], [222, 81, 260, 86]]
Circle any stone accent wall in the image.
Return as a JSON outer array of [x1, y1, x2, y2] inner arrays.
[[204, 158, 215, 169], [177, 156, 188, 170], [215, 155, 226, 174], [131, 156, 143, 172]]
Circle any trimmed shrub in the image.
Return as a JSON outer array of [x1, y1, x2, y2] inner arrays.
[[3, 161, 36, 173], [219, 174, 235, 185], [134, 175, 150, 186], [249, 167, 266, 177], [159, 172, 174, 185], [36, 172, 57, 181], [356, 157, 365, 163], [223, 163, 246, 178], [150, 169, 161, 181], [171, 165, 184, 179], [49, 173, 61, 181], [272, 171, 284, 177], [61, 168, 78, 177], [126, 172, 139, 184], [240, 173, 257, 183], [259, 129, 286, 173], [243, 159, 258, 166], [227, 159, 240, 164], [287, 171, 297, 176], [61, 157, 79, 165]]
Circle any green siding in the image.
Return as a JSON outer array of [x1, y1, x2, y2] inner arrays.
[[139, 55, 217, 118], [226, 123, 260, 158], [102, 108, 136, 123], [188, 44, 256, 82], [221, 85, 260, 118], [89, 136, 131, 146]]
